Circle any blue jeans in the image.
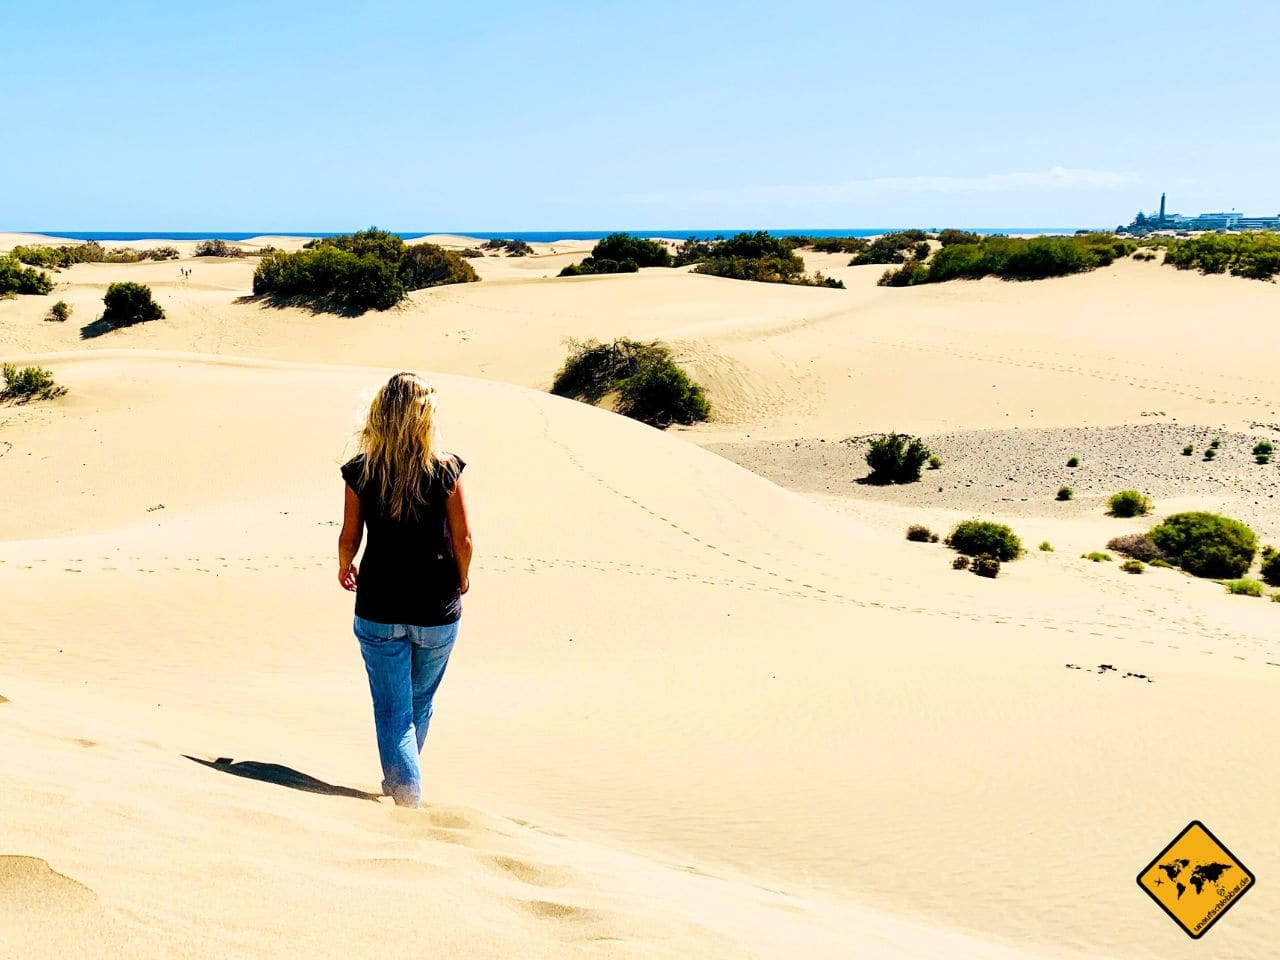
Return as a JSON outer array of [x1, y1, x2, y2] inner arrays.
[[353, 616, 458, 807]]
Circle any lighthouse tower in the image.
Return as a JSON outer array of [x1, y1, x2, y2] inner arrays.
[[1159, 192, 1166, 224]]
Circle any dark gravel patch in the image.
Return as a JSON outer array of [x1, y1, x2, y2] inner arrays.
[[705, 422, 1280, 535]]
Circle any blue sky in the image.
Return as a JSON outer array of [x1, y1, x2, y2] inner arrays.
[[3, 1, 1277, 230]]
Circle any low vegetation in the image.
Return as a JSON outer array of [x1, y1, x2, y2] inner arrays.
[[864, 433, 932, 484], [850, 231, 929, 266], [1163, 232, 1280, 281], [1107, 532, 1165, 563], [1253, 440, 1273, 464], [1120, 559, 1145, 574], [906, 524, 939, 543], [1149, 512, 1257, 579], [193, 239, 246, 258], [10, 241, 178, 269], [1204, 448, 1217, 461], [1260, 547, 1280, 586], [0, 256, 54, 295], [1082, 552, 1112, 562], [1224, 578, 1265, 597], [46, 300, 71, 322], [1107, 490, 1153, 517], [480, 238, 534, 257], [878, 233, 1136, 286], [946, 520, 1021, 561], [796, 236, 870, 255], [928, 455, 942, 470], [937, 229, 981, 247], [101, 282, 164, 328], [1039, 541, 1054, 552], [2, 363, 66, 401], [970, 554, 1001, 578], [1182, 444, 1194, 456], [560, 233, 673, 277], [253, 228, 478, 312], [551, 338, 710, 428], [952, 556, 970, 570], [1056, 486, 1073, 501], [691, 232, 844, 288], [1066, 456, 1079, 468]]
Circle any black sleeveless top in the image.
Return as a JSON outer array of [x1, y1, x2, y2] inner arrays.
[[341, 453, 465, 626]]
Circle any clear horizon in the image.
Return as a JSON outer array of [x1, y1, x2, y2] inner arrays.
[[3, 1, 1277, 228]]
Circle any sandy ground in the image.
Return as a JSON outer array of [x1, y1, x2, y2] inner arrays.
[[3, 235, 1280, 958]]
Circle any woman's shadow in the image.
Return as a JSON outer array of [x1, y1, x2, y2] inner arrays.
[[184, 755, 382, 801]]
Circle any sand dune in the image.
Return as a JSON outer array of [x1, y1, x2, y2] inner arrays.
[[1, 349, 1277, 958], [4, 238, 1280, 956]]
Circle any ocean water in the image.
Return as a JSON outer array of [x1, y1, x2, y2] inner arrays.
[[27, 227, 1083, 243]]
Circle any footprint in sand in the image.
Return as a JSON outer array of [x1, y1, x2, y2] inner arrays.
[[487, 855, 572, 888], [520, 899, 600, 922]]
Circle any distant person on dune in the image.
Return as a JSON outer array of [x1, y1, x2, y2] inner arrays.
[[338, 372, 472, 808]]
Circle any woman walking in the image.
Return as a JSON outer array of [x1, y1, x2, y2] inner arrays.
[[338, 372, 472, 807]]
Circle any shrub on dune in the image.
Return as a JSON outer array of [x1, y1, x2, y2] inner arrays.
[[193, 239, 246, 258], [0, 255, 54, 295], [480, 238, 534, 257], [252, 228, 476, 312], [551, 338, 711, 428], [1107, 532, 1165, 562], [864, 433, 932, 484], [1121, 559, 1145, 574], [906, 524, 938, 543], [2, 363, 67, 401], [1107, 490, 1153, 517], [1149, 512, 1257, 579], [970, 554, 1001, 578], [46, 300, 71, 322], [1164, 232, 1280, 281], [1224, 578, 1264, 597], [937, 229, 981, 247], [689, 232, 844, 288], [946, 520, 1021, 561], [559, 233, 672, 277], [1081, 551, 1112, 562], [102, 281, 164, 327]]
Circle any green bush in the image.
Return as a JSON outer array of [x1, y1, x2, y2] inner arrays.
[[1108, 490, 1152, 517], [12, 241, 142, 268], [1067, 456, 1079, 468], [971, 554, 1001, 578], [946, 520, 1021, 561], [1149, 512, 1257, 579], [906, 524, 937, 543], [102, 282, 164, 327], [552, 338, 710, 428], [894, 233, 1135, 285], [2, 363, 66, 400], [46, 300, 71, 322], [1149, 557, 1175, 569], [928, 454, 942, 470], [253, 229, 475, 311], [0, 255, 54, 295], [1210, 437, 1221, 449], [1121, 559, 1145, 574], [1204, 448, 1217, 460], [937, 229, 982, 247], [952, 555, 970, 570], [1107, 532, 1165, 562], [1082, 552, 1112, 562], [1164, 232, 1280, 281], [1182, 444, 1194, 456], [142, 246, 180, 261], [878, 260, 929, 287], [480, 238, 534, 257], [1253, 440, 1273, 464], [803, 236, 870, 255], [1260, 549, 1280, 586], [560, 233, 672, 276], [1056, 486, 1073, 501], [851, 231, 928, 266], [193, 239, 245, 258], [399, 244, 479, 289], [1225, 578, 1264, 597], [1039, 541, 1054, 552], [673, 237, 718, 266], [615, 355, 711, 427], [865, 433, 932, 484]]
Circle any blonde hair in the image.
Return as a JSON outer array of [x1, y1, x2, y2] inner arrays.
[[357, 372, 442, 520]]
